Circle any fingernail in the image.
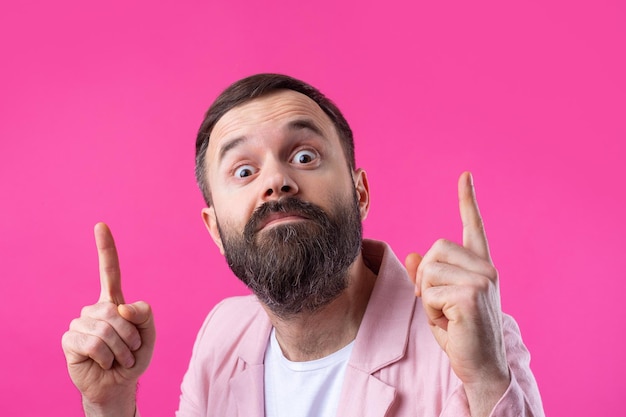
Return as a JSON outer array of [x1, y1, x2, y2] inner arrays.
[[118, 303, 136, 318], [126, 355, 136, 368], [131, 339, 142, 351]]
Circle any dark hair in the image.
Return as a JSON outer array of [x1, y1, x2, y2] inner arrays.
[[194, 73, 355, 205]]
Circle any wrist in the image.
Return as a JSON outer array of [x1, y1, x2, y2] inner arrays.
[[82, 386, 137, 417], [463, 370, 510, 417]]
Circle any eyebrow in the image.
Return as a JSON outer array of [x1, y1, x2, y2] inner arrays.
[[286, 118, 325, 138], [216, 118, 327, 164], [218, 136, 247, 165]]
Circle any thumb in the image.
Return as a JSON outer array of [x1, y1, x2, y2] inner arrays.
[[118, 301, 154, 330], [404, 252, 423, 294]]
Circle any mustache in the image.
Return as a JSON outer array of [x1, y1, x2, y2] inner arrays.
[[243, 197, 329, 241]]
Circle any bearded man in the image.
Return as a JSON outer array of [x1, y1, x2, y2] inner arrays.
[[62, 73, 544, 417]]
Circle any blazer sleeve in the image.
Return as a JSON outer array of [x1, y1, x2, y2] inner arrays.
[[439, 314, 545, 417]]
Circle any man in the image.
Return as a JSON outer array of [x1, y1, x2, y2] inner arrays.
[[62, 73, 544, 417]]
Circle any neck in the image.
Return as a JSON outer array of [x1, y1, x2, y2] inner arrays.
[[262, 252, 377, 362]]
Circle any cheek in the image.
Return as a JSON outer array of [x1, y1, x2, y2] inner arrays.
[[212, 194, 255, 233], [215, 206, 243, 230], [303, 171, 354, 202]]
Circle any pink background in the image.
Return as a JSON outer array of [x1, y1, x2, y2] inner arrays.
[[1, 1, 624, 415]]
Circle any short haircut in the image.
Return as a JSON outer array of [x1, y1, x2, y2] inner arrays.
[[195, 73, 355, 205]]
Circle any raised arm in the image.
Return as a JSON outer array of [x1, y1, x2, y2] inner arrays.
[[406, 172, 513, 417], [62, 223, 156, 417]]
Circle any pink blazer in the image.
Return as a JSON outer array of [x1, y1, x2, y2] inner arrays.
[[175, 240, 544, 417]]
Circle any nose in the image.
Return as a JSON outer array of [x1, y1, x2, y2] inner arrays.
[[262, 163, 299, 200]]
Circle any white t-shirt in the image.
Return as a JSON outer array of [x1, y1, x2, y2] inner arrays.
[[264, 328, 354, 417]]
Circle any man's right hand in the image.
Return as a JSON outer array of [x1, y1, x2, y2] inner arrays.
[[62, 223, 155, 417]]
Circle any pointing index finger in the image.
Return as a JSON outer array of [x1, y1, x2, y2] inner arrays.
[[94, 222, 125, 305], [458, 172, 492, 263]]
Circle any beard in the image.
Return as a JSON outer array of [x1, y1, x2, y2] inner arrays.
[[217, 194, 363, 319]]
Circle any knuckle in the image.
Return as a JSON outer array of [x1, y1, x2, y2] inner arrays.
[[420, 261, 439, 282], [100, 303, 119, 319], [93, 320, 116, 340], [421, 261, 433, 275], [421, 286, 437, 303], [80, 305, 94, 317], [68, 318, 82, 331], [102, 265, 119, 276], [488, 265, 499, 281], [462, 277, 493, 307], [457, 290, 480, 311], [89, 302, 121, 322], [433, 238, 451, 249], [83, 335, 106, 358], [475, 276, 491, 293], [61, 331, 74, 351]]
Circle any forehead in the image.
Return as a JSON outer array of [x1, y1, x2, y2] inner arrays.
[[208, 90, 335, 153]]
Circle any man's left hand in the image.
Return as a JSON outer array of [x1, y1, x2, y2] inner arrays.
[[405, 171, 510, 417]]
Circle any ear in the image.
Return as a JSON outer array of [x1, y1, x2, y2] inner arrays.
[[353, 168, 371, 221], [201, 206, 225, 255]]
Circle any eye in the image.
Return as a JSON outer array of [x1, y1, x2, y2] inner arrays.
[[291, 149, 318, 165], [234, 165, 257, 178]]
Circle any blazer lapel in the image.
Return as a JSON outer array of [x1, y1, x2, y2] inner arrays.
[[336, 240, 417, 416], [335, 367, 397, 416], [230, 307, 273, 417], [230, 364, 266, 417]]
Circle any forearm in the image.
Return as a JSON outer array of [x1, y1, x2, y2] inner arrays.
[[457, 315, 544, 417]]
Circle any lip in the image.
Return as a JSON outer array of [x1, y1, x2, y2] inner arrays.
[[257, 212, 309, 231]]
